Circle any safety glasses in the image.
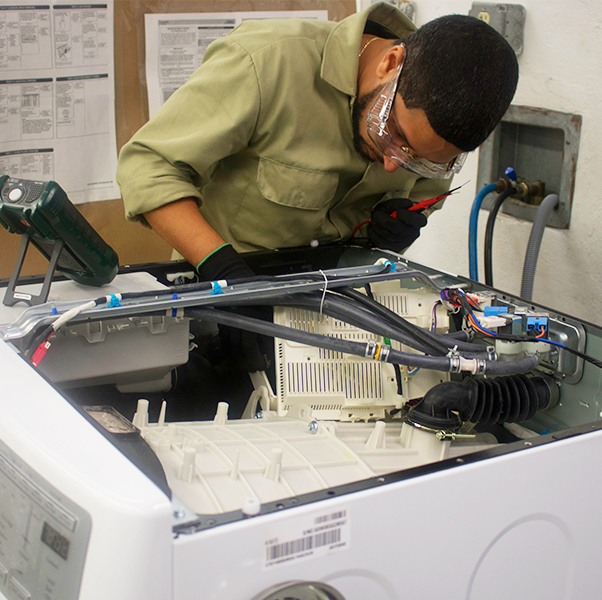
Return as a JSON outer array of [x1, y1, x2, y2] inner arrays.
[[365, 44, 467, 180]]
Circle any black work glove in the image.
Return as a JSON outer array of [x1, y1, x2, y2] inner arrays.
[[367, 198, 428, 253], [196, 243, 256, 282], [197, 244, 271, 373]]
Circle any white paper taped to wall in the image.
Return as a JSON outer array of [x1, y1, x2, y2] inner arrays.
[[144, 10, 328, 120], [0, 1, 119, 204]]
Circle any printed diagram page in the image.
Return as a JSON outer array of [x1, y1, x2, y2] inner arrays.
[[0, 1, 119, 204], [145, 10, 328, 119]]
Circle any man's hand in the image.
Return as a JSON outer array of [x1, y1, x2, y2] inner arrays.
[[368, 198, 428, 253], [196, 243, 256, 282]]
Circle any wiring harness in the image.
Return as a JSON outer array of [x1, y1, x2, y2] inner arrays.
[[440, 287, 602, 370], [19, 264, 602, 374]]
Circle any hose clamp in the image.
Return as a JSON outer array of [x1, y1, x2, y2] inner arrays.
[[378, 345, 390, 362], [365, 340, 377, 359], [365, 340, 390, 362], [486, 346, 497, 361], [449, 355, 462, 373], [473, 358, 487, 375], [447, 346, 461, 373]]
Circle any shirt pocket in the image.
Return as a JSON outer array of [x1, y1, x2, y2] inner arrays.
[[257, 157, 339, 210]]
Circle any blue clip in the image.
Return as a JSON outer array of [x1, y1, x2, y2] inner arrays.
[[107, 294, 121, 308], [51, 307, 58, 315], [171, 293, 179, 317], [383, 260, 396, 272], [484, 306, 506, 317], [210, 281, 224, 295]]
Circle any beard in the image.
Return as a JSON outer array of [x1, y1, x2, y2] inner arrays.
[[351, 83, 385, 163]]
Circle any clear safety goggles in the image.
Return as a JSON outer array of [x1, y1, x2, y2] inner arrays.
[[365, 45, 467, 180]]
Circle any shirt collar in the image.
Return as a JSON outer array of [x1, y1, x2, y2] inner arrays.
[[321, 2, 416, 96]]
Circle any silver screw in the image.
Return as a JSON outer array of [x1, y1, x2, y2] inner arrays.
[[308, 421, 319, 434], [436, 430, 477, 441]]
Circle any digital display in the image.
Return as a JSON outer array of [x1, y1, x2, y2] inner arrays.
[[41, 522, 70, 560]]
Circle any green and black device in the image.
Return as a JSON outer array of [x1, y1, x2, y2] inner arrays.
[[0, 175, 119, 306]]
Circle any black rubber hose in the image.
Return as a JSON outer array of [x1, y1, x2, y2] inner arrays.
[[275, 291, 448, 356], [407, 381, 476, 431], [333, 288, 490, 354], [327, 292, 492, 354], [269, 291, 493, 357], [482, 354, 540, 376], [186, 306, 453, 370], [408, 374, 558, 431], [484, 187, 517, 287], [335, 287, 451, 355], [186, 307, 539, 375]]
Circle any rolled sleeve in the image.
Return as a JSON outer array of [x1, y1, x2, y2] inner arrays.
[[117, 38, 261, 224]]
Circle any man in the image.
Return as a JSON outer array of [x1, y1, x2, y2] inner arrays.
[[117, 2, 518, 285]]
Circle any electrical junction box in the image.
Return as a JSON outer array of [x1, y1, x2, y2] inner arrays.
[[477, 104, 582, 229], [468, 3, 526, 55]]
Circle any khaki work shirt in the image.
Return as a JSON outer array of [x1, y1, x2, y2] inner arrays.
[[117, 3, 451, 253]]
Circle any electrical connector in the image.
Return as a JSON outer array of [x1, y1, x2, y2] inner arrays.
[[526, 316, 548, 336], [483, 306, 511, 317], [31, 341, 51, 367], [473, 311, 509, 329]]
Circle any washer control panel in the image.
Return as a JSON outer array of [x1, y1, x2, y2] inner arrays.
[[0, 439, 91, 600]]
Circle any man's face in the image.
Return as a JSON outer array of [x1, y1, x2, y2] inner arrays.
[[352, 84, 384, 164], [353, 64, 463, 175]]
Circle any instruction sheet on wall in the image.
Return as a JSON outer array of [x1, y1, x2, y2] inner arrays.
[[145, 10, 328, 119], [0, 1, 119, 204]]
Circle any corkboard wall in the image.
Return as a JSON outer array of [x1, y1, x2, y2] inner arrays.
[[0, 0, 355, 279]]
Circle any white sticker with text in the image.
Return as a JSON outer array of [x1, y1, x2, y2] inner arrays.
[[263, 507, 350, 570]]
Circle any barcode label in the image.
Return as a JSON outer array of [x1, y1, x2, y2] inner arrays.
[[315, 510, 346, 524], [267, 528, 341, 561], [263, 507, 350, 570]]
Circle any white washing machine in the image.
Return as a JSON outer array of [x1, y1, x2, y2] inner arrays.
[[1, 254, 602, 600]]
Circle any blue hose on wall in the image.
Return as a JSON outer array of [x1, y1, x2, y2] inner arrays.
[[469, 183, 497, 281]]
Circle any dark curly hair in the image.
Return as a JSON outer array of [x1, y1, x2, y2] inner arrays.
[[397, 15, 519, 151]]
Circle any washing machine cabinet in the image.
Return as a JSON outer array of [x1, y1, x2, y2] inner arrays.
[[4, 335, 600, 600], [0, 340, 173, 600], [172, 422, 602, 600], [2, 252, 602, 600]]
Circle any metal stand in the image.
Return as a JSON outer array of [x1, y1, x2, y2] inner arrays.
[[3, 234, 65, 307]]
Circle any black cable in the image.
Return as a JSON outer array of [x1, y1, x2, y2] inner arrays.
[[22, 324, 54, 359], [253, 289, 493, 358], [117, 264, 394, 302], [275, 291, 449, 356], [336, 287, 450, 355], [187, 306, 452, 370], [393, 364, 403, 395], [185, 307, 540, 376], [484, 187, 516, 287], [334, 287, 490, 355]]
